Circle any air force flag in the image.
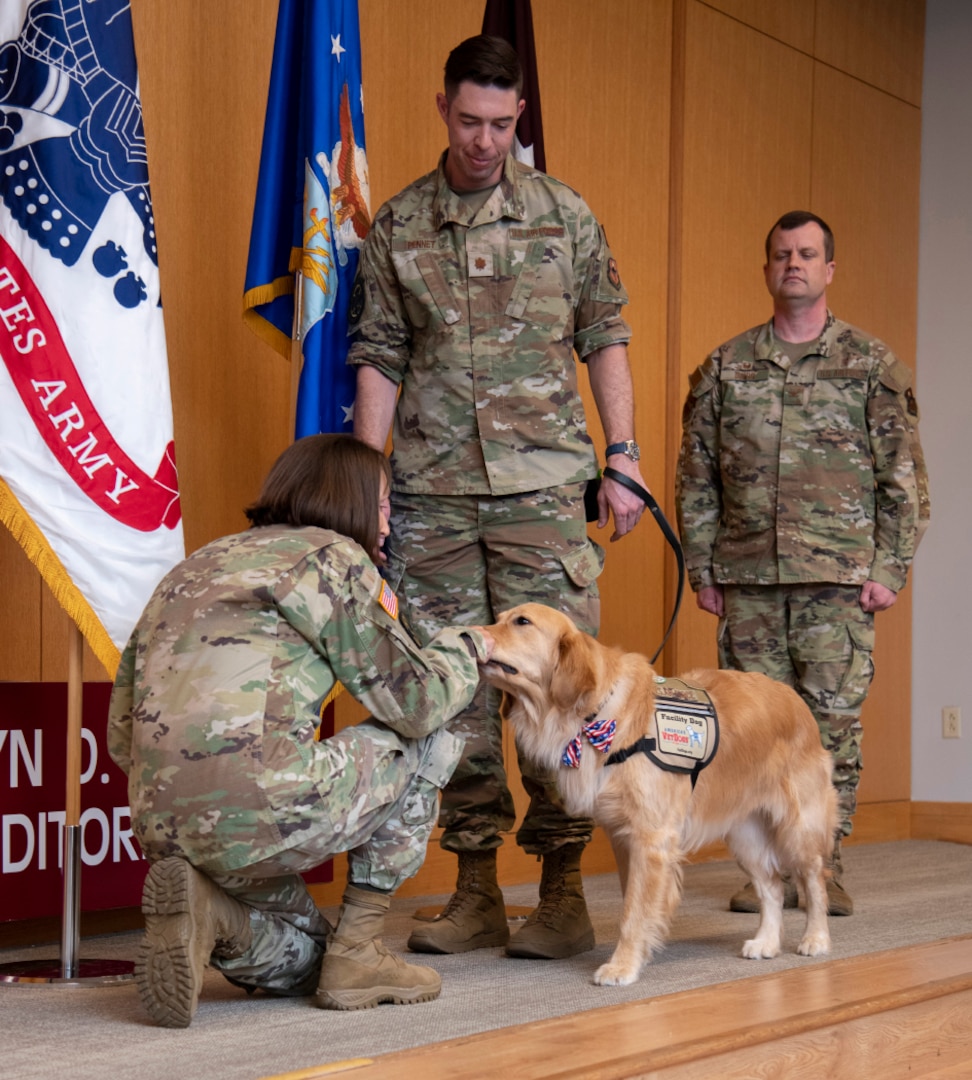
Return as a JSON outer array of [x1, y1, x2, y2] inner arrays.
[[243, 0, 370, 438]]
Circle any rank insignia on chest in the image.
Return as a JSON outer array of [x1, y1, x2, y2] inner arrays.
[[377, 580, 399, 619], [469, 252, 494, 277]]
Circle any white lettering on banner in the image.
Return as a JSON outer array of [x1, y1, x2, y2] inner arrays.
[[50, 402, 85, 439], [1, 807, 141, 873], [105, 469, 139, 503], [0, 271, 45, 351], [0, 728, 42, 787], [80, 728, 97, 784], [41, 811, 66, 870], [0, 265, 20, 295], [68, 433, 115, 478], [3, 814, 32, 873], [0, 294, 35, 332], [113, 806, 141, 862], [81, 807, 110, 865], [31, 380, 67, 408], [28, 382, 141, 505]]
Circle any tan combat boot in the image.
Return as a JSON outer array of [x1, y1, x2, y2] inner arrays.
[[407, 850, 510, 954], [729, 876, 799, 913], [135, 856, 252, 1028], [316, 885, 442, 1010], [827, 837, 854, 916], [506, 845, 595, 959]]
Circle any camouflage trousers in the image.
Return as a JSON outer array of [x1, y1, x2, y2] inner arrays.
[[176, 720, 463, 995], [385, 485, 604, 855], [718, 583, 876, 838]]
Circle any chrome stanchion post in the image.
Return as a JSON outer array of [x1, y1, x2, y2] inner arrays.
[[60, 824, 82, 980]]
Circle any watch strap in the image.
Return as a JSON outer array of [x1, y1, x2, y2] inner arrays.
[[605, 440, 639, 459]]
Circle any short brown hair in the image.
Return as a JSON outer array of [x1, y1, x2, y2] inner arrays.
[[444, 34, 523, 100], [245, 434, 391, 557], [765, 211, 835, 262]]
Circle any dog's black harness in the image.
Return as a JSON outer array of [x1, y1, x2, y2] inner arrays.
[[604, 680, 720, 790]]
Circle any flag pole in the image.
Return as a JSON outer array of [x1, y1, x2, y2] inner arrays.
[[290, 270, 304, 438], [60, 623, 85, 977], [0, 623, 134, 987]]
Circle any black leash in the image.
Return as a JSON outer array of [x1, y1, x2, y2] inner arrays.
[[601, 466, 685, 663]]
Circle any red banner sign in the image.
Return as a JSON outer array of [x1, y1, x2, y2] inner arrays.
[[0, 683, 330, 924]]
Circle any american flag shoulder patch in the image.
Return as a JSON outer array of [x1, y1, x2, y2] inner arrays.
[[377, 579, 399, 619]]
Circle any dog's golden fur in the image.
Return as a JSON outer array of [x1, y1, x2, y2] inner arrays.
[[481, 602, 838, 986]]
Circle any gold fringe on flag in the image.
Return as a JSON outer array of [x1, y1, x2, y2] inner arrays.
[[0, 478, 121, 679], [241, 247, 305, 360]]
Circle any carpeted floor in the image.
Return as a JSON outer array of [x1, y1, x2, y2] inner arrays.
[[1, 840, 971, 1080]]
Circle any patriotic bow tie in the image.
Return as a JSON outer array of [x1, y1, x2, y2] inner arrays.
[[562, 716, 617, 768]]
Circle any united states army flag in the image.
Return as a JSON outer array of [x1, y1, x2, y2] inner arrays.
[[0, 0, 184, 677]]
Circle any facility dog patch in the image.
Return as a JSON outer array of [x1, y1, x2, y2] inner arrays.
[[606, 677, 719, 784]]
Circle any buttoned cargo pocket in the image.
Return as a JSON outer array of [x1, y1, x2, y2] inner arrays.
[[559, 540, 605, 590]]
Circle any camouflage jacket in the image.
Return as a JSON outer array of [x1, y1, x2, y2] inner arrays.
[[676, 313, 930, 593], [107, 525, 488, 871], [347, 153, 631, 496]]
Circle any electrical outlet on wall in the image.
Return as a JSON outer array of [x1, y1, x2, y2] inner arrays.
[[943, 706, 961, 739]]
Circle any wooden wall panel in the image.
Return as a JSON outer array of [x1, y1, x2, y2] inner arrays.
[[535, 0, 673, 654], [815, 0, 925, 106], [811, 65, 922, 359], [0, 526, 40, 680], [670, 0, 814, 674], [132, 0, 290, 560], [703, 0, 815, 52], [358, 0, 477, 209], [810, 63, 922, 805]]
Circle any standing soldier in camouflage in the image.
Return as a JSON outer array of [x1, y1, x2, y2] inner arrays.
[[349, 35, 649, 960], [108, 435, 494, 1026], [676, 210, 929, 916]]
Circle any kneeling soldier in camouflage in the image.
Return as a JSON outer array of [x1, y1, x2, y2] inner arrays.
[[108, 435, 493, 1026]]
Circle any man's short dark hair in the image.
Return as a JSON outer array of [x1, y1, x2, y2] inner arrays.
[[765, 211, 835, 262], [444, 34, 523, 100]]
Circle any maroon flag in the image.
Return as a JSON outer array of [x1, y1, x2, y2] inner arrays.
[[482, 0, 546, 171]]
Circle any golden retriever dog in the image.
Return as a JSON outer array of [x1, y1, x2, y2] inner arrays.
[[480, 602, 838, 987]]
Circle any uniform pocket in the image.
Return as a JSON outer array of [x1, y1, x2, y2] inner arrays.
[[560, 540, 605, 589], [505, 239, 571, 336]]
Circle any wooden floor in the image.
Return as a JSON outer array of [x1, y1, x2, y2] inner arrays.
[[262, 935, 972, 1080]]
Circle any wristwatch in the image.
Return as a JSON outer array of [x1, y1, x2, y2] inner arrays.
[[605, 440, 640, 462]]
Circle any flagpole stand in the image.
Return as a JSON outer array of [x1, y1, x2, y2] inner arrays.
[[0, 627, 135, 988]]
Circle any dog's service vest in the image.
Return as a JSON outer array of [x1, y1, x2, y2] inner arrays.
[[606, 676, 719, 788]]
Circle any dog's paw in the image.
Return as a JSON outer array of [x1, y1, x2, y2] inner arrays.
[[741, 937, 781, 960], [593, 961, 639, 986], [797, 932, 830, 957]]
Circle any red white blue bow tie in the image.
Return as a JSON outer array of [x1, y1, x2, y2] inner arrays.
[[562, 715, 617, 768]]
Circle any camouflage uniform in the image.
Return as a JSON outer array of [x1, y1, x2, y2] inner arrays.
[[348, 153, 630, 854], [108, 524, 487, 993], [676, 312, 929, 834]]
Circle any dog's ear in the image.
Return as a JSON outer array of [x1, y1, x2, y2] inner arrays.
[[551, 626, 598, 712]]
